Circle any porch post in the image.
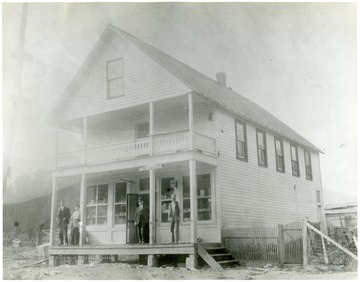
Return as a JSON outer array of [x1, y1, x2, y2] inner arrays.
[[149, 168, 156, 244], [149, 102, 154, 155], [83, 116, 87, 166], [79, 174, 87, 246], [188, 93, 194, 150], [189, 159, 197, 243], [49, 176, 58, 246]]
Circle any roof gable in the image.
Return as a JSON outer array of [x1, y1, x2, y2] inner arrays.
[[50, 24, 321, 153], [109, 25, 322, 153]]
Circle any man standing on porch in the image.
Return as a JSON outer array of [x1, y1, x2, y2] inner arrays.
[[168, 194, 180, 243], [57, 200, 71, 246]]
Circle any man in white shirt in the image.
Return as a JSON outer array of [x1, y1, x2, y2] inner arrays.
[[168, 194, 180, 243]]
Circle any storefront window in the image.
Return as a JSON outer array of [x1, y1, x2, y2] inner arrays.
[[114, 183, 127, 225], [86, 184, 108, 225], [182, 174, 212, 222], [160, 177, 176, 223]]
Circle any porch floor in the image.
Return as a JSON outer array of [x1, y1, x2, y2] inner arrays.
[[49, 243, 196, 256]]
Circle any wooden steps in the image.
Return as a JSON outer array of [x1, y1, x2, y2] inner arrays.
[[197, 243, 239, 270]]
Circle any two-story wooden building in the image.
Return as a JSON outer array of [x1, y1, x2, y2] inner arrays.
[[48, 25, 326, 266]]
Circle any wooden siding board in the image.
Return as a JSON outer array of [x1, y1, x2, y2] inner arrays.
[[216, 108, 321, 228], [59, 36, 191, 121]]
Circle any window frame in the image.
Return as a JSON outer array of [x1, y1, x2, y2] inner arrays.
[[106, 58, 124, 99], [304, 150, 313, 180], [256, 129, 268, 167], [235, 119, 248, 162], [290, 144, 300, 177], [274, 137, 285, 172], [86, 184, 109, 226], [113, 182, 127, 226], [182, 173, 214, 224]]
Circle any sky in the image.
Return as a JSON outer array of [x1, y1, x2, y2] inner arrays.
[[2, 2, 357, 202]]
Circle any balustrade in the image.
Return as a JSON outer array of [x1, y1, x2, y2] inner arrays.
[[56, 130, 216, 168]]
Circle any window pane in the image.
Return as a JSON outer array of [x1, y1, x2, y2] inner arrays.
[[305, 151, 310, 165], [87, 186, 97, 205], [98, 184, 108, 204], [97, 205, 108, 225], [237, 141, 245, 158], [108, 78, 123, 98], [276, 140, 282, 155], [236, 123, 244, 142], [114, 204, 126, 225], [291, 146, 297, 161], [197, 174, 211, 221], [139, 178, 149, 192], [257, 132, 264, 148], [86, 206, 96, 225], [115, 183, 126, 203], [259, 149, 265, 164], [107, 59, 123, 80]]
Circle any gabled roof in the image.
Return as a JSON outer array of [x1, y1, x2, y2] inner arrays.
[[51, 24, 322, 153], [109, 25, 322, 153]]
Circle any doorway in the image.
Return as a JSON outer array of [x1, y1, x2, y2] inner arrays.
[[126, 194, 138, 244]]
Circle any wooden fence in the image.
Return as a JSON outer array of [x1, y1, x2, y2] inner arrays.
[[222, 222, 303, 264]]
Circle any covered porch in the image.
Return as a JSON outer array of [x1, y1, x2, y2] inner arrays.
[[49, 157, 219, 266]]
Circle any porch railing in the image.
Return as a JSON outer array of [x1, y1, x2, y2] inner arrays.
[[56, 130, 216, 168], [87, 138, 150, 165]]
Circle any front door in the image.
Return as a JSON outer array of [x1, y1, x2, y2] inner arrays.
[[126, 194, 138, 244], [139, 193, 150, 243]]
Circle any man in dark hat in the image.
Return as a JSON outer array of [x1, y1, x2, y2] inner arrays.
[[57, 200, 71, 246]]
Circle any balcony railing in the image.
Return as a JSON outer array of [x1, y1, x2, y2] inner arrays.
[[56, 130, 216, 168]]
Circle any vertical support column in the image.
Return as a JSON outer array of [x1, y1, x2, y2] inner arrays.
[[188, 93, 194, 150], [79, 174, 87, 246], [83, 116, 87, 166], [302, 217, 308, 271], [277, 224, 285, 267], [189, 159, 197, 243], [149, 102, 154, 156], [49, 176, 58, 246], [149, 169, 156, 244]]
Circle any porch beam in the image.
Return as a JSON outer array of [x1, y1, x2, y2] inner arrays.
[[79, 174, 87, 246], [53, 151, 218, 178], [188, 93, 194, 150], [149, 169, 156, 244], [149, 102, 154, 156], [83, 116, 87, 165], [189, 159, 197, 243], [49, 177, 58, 246]]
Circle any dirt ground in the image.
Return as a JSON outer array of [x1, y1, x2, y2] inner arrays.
[[2, 246, 358, 280]]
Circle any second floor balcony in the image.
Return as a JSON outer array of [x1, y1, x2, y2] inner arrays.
[[55, 95, 217, 169], [56, 130, 216, 168]]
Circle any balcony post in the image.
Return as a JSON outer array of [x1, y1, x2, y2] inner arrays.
[[189, 159, 197, 243], [188, 93, 194, 150], [49, 176, 58, 246], [83, 116, 87, 166], [149, 102, 154, 156], [79, 174, 87, 246], [149, 168, 156, 244]]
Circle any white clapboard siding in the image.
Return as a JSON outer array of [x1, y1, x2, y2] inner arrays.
[[60, 36, 192, 121], [215, 108, 321, 228]]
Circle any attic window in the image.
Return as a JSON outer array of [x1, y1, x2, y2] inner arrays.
[[106, 58, 124, 98]]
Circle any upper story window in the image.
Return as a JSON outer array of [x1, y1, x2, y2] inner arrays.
[[256, 129, 267, 167], [275, 137, 285, 172], [235, 119, 248, 161], [304, 150, 313, 180], [290, 145, 300, 177], [106, 58, 124, 98]]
